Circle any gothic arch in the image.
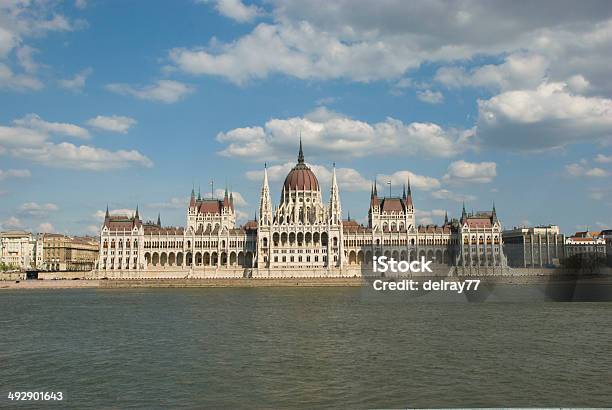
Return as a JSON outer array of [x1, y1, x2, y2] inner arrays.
[[152, 252, 159, 266], [349, 251, 357, 264]]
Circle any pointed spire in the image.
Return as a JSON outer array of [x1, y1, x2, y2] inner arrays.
[[402, 183, 406, 200], [197, 184, 201, 201], [157, 213, 161, 227], [135, 204, 139, 220], [348, 211, 351, 221], [492, 201, 498, 223], [461, 202, 467, 221], [444, 211, 448, 225], [297, 135, 305, 164], [259, 163, 272, 226], [189, 186, 196, 208], [329, 162, 341, 225], [406, 175, 412, 196], [105, 204, 109, 219], [373, 179, 378, 196]]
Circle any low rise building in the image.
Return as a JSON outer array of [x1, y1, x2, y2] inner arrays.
[[564, 231, 607, 258], [0, 231, 43, 270], [43, 234, 99, 271], [502, 225, 565, 268]]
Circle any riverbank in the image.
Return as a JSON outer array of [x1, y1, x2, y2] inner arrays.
[[2, 274, 612, 290]]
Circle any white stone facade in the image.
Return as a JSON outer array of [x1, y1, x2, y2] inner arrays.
[[0, 231, 43, 270]]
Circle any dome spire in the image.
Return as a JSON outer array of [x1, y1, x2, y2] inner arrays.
[[297, 135, 304, 164]]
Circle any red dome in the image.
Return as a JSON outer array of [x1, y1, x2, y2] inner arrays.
[[283, 138, 319, 191], [283, 164, 319, 191]]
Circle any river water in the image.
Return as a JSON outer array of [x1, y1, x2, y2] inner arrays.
[[1, 287, 611, 408]]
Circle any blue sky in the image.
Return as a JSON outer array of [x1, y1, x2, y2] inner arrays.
[[1, 0, 611, 235]]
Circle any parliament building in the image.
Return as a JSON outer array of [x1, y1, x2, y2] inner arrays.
[[95, 142, 506, 278]]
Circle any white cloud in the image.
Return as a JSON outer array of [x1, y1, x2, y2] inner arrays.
[[0, 125, 47, 146], [476, 82, 612, 151], [218, 107, 471, 160], [416, 89, 444, 104], [86, 224, 100, 234], [75, 0, 88, 10], [86, 115, 137, 133], [106, 80, 194, 103], [0, 3, 75, 58], [416, 209, 448, 225], [565, 163, 609, 178], [377, 170, 441, 192], [315, 96, 337, 106], [435, 53, 549, 91], [595, 154, 612, 163], [169, 21, 426, 84], [334, 167, 371, 192], [18, 202, 59, 218], [234, 209, 250, 223], [566, 74, 590, 93], [443, 160, 497, 184], [0, 26, 15, 58], [93, 209, 136, 221], [588, 187, 611, 201], [14, 114, 90, 139], [420, 209, 447, 217], [209, 0, 262, 23], [0, 1, 82, 90], [11, 142, 153, 171], [0, 169, 30, 180], [0, 63, 43, 91], [431, 189, 476, 202], [16, 45, 39, 73], [167, 1, 612, 94], [58, 68, 93, 91], [147, 197, 189, 209], [1, 216, 23, 230], [246, 162, 293, 181], [37, 222, 55, 233], [1, 115, 149, 172]]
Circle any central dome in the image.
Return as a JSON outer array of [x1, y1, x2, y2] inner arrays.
[[283, 140, 320, 191]]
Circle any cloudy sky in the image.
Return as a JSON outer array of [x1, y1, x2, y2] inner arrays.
[[1, 0, 611, 235]]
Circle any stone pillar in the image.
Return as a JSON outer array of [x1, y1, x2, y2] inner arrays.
[[530, 234, 534, 268]]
